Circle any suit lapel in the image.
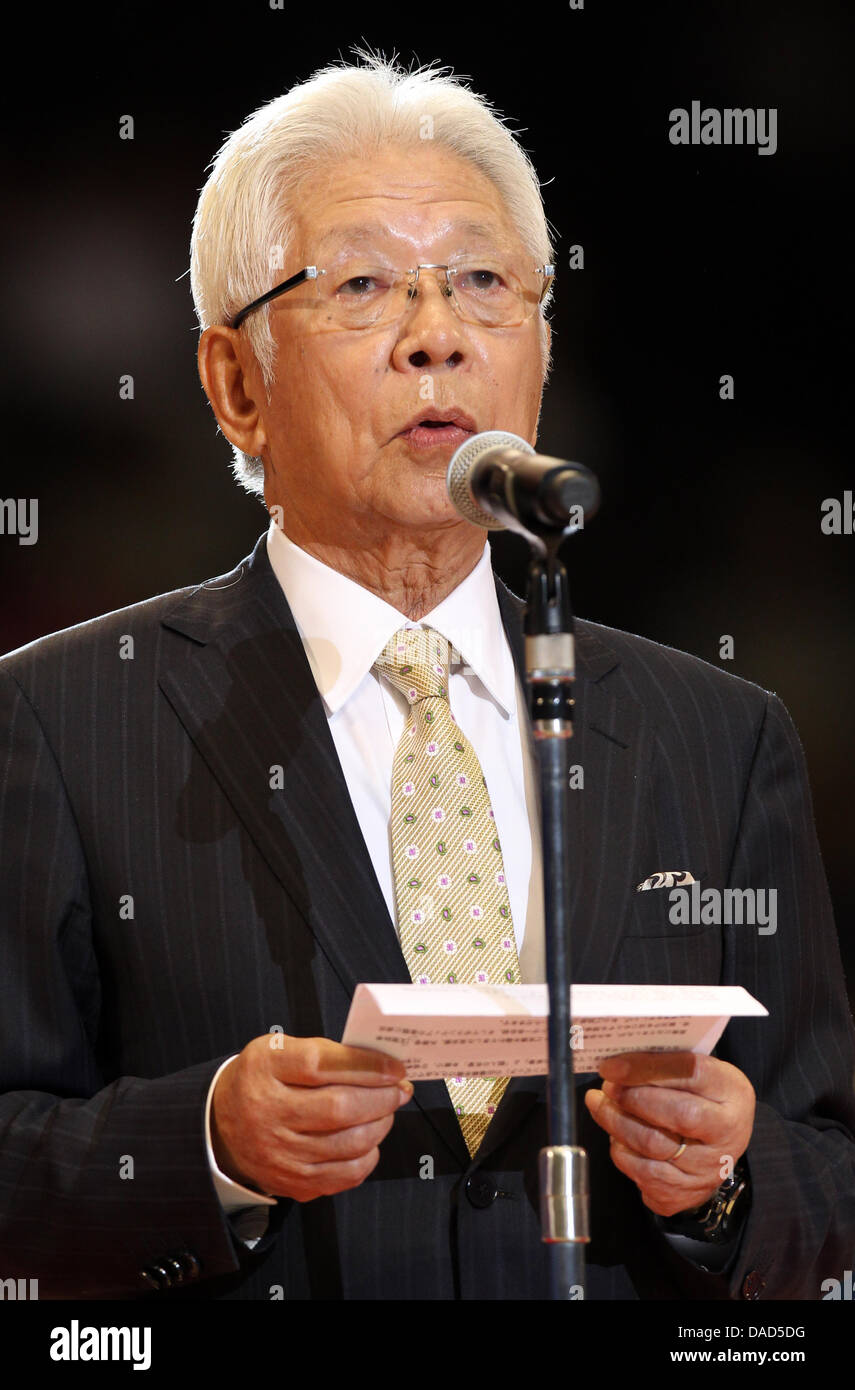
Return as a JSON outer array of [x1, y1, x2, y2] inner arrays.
[[157, 533, 471, 1163], [158, 533, 409, 1001]]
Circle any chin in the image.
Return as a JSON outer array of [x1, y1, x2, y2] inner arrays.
[[382, 492, 468, 534], [410, 475, 463, 517]]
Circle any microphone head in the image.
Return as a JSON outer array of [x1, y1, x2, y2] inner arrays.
[[446, 429, 536, 529]]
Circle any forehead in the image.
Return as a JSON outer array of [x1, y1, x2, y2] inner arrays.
[[290, 145, 524, 259]]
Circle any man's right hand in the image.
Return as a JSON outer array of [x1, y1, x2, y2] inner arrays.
[[210, 1034, 413, 1202]]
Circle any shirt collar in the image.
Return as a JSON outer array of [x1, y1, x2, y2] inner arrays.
[[265, 520, 517, 719]]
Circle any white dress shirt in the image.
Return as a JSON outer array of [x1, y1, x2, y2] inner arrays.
[[203, 520, 545, 1242]]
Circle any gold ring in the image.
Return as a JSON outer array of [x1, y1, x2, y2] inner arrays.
[[670, 1139, 687, 1161]]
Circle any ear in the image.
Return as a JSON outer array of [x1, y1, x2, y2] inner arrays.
[[197, 326, 268, 458]]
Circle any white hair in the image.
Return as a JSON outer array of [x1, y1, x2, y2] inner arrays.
[[190, 48, 556, 497]]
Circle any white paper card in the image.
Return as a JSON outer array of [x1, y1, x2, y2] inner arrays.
[[342, 983, 768, 1078]]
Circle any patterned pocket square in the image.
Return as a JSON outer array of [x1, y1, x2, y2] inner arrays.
[[636, 870, 696, 892]]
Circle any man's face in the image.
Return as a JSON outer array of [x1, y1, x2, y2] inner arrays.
[[251, 144, 548, 543]]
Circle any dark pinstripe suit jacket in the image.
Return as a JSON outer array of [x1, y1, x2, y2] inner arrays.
[[1, 530, 854, 1300]]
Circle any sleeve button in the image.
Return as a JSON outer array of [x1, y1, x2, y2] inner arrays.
[[139, 1263, 171, 1292], [176, 1250, 201, 1280], [164, 1257, 185, 1284]]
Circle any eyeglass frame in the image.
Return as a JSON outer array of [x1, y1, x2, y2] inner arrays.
[[227, 259, 556, 331]]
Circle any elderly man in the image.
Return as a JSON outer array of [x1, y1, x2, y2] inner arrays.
[[1, 55, 853, 1302]]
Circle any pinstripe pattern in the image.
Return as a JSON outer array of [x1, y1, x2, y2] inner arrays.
[[0, 530, 853, 1299]]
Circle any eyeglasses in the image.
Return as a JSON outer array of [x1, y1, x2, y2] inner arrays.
[[228, 256, 555, 331]]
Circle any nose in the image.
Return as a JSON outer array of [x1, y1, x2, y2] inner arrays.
[[391, 266, 468, 372]]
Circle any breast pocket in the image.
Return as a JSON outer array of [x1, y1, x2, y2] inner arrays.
[[629, 874, 710, 939], [615, 875, 722, 985]]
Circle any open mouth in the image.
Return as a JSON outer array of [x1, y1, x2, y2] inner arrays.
[[398, 415, 475, 450]]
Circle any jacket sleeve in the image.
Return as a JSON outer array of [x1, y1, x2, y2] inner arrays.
[[0, 667, 263, 1297], [711, 691, 855, 1299]]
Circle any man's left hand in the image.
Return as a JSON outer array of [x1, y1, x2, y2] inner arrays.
[[584, 1052, 756, 1217]]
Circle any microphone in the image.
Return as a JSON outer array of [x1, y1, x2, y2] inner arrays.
[[446, 430, 600, 538]]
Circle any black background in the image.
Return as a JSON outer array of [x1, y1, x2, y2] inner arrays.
[[1, 0, 852, 1001]]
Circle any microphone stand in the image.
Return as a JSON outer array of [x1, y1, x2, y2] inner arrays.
[[445, 429, 600, 1299], [525, 532, 590, 1299]]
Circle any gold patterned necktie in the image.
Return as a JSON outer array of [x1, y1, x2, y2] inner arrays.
[[374, 625, 523, 1158]]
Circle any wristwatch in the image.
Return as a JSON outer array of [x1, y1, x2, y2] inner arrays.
[[660, 1161, 751, 1244]]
